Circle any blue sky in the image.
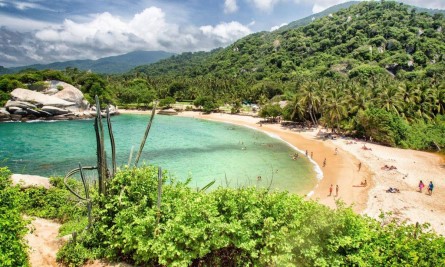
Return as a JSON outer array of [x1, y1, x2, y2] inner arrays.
[[1, 0, 445, 67]]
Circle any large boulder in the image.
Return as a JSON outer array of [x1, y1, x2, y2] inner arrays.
[[11, 88, 77, 108], [53, 81, 88, 109], [41, 106, 71, 115], [5, 100, 37, 109], [0, 108, 11, 121]]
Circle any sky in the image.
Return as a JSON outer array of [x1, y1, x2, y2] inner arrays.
[[1, 0, 445, 67]]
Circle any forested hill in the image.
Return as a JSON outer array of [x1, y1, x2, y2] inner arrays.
[[277, 1, 360, 31], [134, 1, 445, 80], [1, 50, 174, 75]]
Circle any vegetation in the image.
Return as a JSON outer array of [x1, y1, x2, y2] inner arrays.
[[0, 168, 29, 267], [2, 164, 444, 266], [54, 166, 445, 267]]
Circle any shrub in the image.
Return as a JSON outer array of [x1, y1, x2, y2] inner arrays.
[[0, 168, 29, 267]]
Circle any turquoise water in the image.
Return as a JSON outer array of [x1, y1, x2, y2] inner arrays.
[[0, 114, 317, 194]]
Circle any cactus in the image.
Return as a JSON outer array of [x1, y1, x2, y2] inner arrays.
[[64, 96, 158, 230]]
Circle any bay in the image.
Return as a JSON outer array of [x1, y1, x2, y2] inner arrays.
[[0, 114, 317, 194]]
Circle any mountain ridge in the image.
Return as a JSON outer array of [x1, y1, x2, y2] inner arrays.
[[0, 50, 174, 75]]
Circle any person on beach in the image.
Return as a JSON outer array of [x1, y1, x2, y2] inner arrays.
[[419, 180, 425, 193], [310, 152, 313, 158], [323, 158, 326, 167], [428, 181, 434, 195], [361, 179, 367, 186], [305, 150, 308, 157], [329, 184, 333, 196], [358, 162, 362, 171], [336, 185, 339, 197]]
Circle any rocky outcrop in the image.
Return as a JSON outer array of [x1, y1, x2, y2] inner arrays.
[[11, 174, 51, 189], [1, 80, 117, 122]]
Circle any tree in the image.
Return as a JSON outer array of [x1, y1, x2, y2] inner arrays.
[[259, 104, 282, 121], [357, 107, 409, 146]]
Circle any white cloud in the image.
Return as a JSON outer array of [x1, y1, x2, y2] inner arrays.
[[249, 0, 282, 11], [200, 21, 252, 44], [28, 7, 252, 62], [270, 23, 287, 31], [0, 52, 18, 62], [0, 14, 56, 31], [224, 0, 239, 13]]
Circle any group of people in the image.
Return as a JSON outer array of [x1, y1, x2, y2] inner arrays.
[[329, 184, 339, 197], [418, 180, 434, 195]]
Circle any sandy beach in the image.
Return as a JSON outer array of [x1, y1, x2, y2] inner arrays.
[[119, 109, 445, 235]]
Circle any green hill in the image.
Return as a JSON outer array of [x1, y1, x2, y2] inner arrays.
[[135, 1, 445, 80], [1, 50, 174, 75]]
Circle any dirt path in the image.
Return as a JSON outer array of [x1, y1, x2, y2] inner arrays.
[[25, 217, 131, 267], [25, 217, 64, 267]]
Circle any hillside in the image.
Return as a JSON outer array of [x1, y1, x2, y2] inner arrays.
[[135, 1, 445, 80], [1, 50, 174, 75]]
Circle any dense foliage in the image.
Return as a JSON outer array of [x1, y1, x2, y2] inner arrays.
[[57, 166, 445, 267], [0, 168, 29, 267]]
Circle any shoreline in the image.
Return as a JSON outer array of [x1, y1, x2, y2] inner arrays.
[[15, 109, 445, 235], [172, 111, 371, 213], [121, 109, 445, 235], [125, 110, 372, 212]]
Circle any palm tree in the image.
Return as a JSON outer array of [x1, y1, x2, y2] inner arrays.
[[296, 81, 321, 126], [377, 84, 404, 115], [323, 87, 348, 132]]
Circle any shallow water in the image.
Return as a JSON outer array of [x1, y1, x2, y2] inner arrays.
[[0, 114, 317, 194]]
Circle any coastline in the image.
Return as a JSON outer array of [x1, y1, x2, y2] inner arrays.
[[120, 109, 445, 235]]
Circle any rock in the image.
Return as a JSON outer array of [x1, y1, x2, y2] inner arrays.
[[11, 174, 51, 189], [11, 88, 77, 108], [10, 114, 22, 121], [0, 108, 11, 121], [25, 109, 42, 117], [0, 108, 10, 116], [41, 106, 70, 115], [51, 115, 69, 120], [13, 108, 28, 116], [7, 106, 23, 113], [5, 100, 37, 109], [53, 81, 87, 109], [157, 108, 178, 115], [44, 88, 59, 95], [39, 110, 53, 117]]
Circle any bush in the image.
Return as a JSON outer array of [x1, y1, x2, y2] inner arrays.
[[0, 168, 29, 267], [21, 177, 86, 223], [57, 166, 445, 266], [159, 96, 176, 108], [357, 107, 409, 146]]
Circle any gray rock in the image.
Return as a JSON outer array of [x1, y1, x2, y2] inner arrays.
[[10, 114, 22, 121], [0, 108, 10, 121], [5, 100, 37, 109], [25, 109, 42, 116], [11, 88, 77, 107], [41, 106, 70, 115], [7, 106, 22, 113], [53, 81, 86, 108], [44, 88, 59, 95], [13, 108, 28, 115], [0, 108, 10, 116], [52, 115, 69, 120]]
